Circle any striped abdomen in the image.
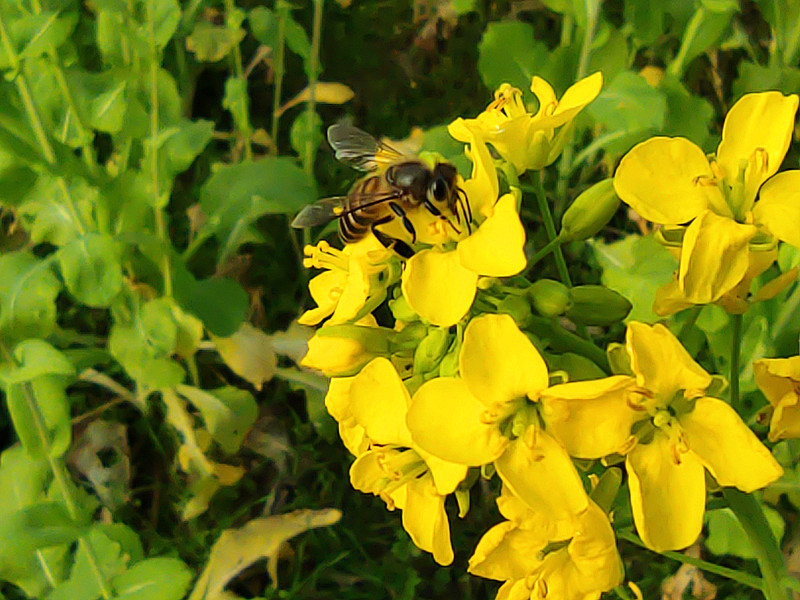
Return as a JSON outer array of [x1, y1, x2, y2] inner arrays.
[[338, 174, 395, 243]]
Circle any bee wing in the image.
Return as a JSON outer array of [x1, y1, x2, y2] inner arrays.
[[327, 124, 405, 172], [291, 197, 348, 228]]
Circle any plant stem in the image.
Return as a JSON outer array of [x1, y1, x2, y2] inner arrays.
[[270, 1, 288, 155], [531, 173, 572, 287], [528, 236, 564, 271], [618, 530, 764, 591], [723, 489, 791, 600], [528, 316, 609, 372], [224, 0, 252, 160], [678, 305, 703, 342], [730, 312, 743, 409], [304, 0, 324, 176]]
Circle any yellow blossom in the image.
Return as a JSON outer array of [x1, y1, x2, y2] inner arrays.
[[453, 72, 603, 175], [469, 486, 623, 600], [325, 357, 467, 565], [614, 91, 800, 307], [401, 125, 527, 327], [541, 322, 783, 551], [754, 351, 800, 441], [407, 314, 589, 521], [300, 315, 393, 376]]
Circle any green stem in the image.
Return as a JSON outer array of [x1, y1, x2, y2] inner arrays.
[[304, 0, 324, 176], [678, 305, 703, 342], [224, 0, 252, 160], [528, 315, 609, 373], [730, 312, 743, 409], [527, 236, 564, 270], [722, 489, 791, 600], [270, 1, 288, 155], [618, 530, 764, 591], [531, 173, 572, 287]]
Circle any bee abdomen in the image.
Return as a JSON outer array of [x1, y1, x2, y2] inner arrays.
[[338, 175, 387, 244]]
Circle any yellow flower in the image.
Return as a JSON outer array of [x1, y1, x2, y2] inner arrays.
[[614, 91, 800, 306], [298, 237, 395, 326], [754, 353, 800, 441], [541, 322, 783, 551], [401, 125, 527, 327], [407, 314, 589, 521], [326, 357, 468, 565], [300, 315, 392, 376], [469, 486, 623, 600], [452, 72, 603, 175]]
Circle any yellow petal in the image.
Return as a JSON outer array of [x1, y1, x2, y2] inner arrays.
[[457, 194, 527, 276], [301, 334, 375, 376], [448, 119, 499, 215], [330, 258, 370, 323], [496, 485, 576, 539], [403, 475, 454, 565], [541, 375, 640, 458], [678, 210, 756, 303], [567, 502, 625, 594], [653, 278, 696, 317], [349, 358, 412, 447], [495, 429, 589, 521], [550, 71, 604, 124], [349, 450, 385, 495], [717, 92, 799, 194], [338, 422, 368, 456], [468, 522, 546, 581], [401, 249, 478, 327], [531, 76, 557, 116], [626, 431, 706, 551], [626, 322, 712, 399], [408, 377, 509, 465], [415, 447, 468, 495], [754, 357, 800, 405], [681, 397, 783, 490], [298, 271, 342, 325], [754, 171, 800, 247], [325, 376, 355, 424], [460, 314, 549, 408], [614, 137, 725, 224]]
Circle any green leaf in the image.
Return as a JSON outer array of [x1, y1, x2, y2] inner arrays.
[[112, 557, 193, 600], [588, 70, 667, 134], [0, 251, 61, 340], [142, 0, 180, 48], [222, 77, 249, 137], [186, 22, 245, 62], [88, 80, 127, 133], [706, 506, 785, 560], [248, 7, 277, 45], [590, 234, 677, 323], [289, 108, 323, 158], [176, 385, 257, 454], [477, 21, 548, 92], [732, 61, 800, 99], [661, 75, 715, 151], [284, 13, 311, 62], [161, 119, 214, 175], [174, 273, 248, 337], [5, 377, 72, 458], [670, 2, 737, 75], [12, 12, 76, 60], [56, 233, 124, 308], [5, 502, 82, 551], [624, 0, 665, 45], [2, 339, 75, 385]]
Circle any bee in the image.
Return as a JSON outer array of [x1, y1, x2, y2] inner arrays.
[[291, 124, 471, 258]]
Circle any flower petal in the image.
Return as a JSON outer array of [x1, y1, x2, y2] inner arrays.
[[301, 334, 375, 376], [408, 377, 509, 465], [468, 521, 546, 581], [298, 271, 342, 325], [568, 502, 625, 594], [448, 119, 499, 216], [680, 397, 783, 491], [550, 71, 604, 124], [626, 431, 706, 551], [754, 171, 800, 247], [349, 358, 412, 447], [678, 210, 756, 303], [495, 429, 589, 521], [754, 357, 800, 404], [403, 475, 454, 565], [415, 447, 468, 495], [626, 322, 712, 400], [614, 137, 725, 225], [457, 194, 527, 276], [402, 249, 478, 327], [717, 92, 799, 194], [460, 314, 549, 408], [541, 375, 640, 458]]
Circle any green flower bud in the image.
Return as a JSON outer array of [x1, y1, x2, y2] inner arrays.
[[497, 294, 532, 327], [527, 279, 571, 317], [547, 352, 606, 381], [413, 328, 451, 374], [566, 285, 632, 326], [559, 178, 619, 242]]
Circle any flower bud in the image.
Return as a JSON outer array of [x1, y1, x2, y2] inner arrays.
[[559, 179, 619, 242], [497, 295, 533, 327], [566, 285, 632, 326], [301, 324, 393, 376], [413, 328, 451, 374], [527, 279, 571, 317]]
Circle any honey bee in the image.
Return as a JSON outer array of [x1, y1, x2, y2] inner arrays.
[[291, 124, 471, 258]]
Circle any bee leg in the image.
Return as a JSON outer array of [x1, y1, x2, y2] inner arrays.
[[371, 221, 414, 259], [389, 201, 417, 243]]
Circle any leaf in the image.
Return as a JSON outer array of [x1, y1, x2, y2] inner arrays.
[[661, 75, 715, 151], [5, 378, 72, 458], [199, 157, 316, 251], [732, 61, 800, 99], [1, 339, 75, 385], [186, 22, 245, 62], [590, 234, 677, 323], [212, 323, 278, 390], [161, 388, 214, 477], [112, 557, 193, 600], [0, 251, 61, 340], [88, 80, 127, 133], [141, 0, 180, 48], [4, 502, 82, 552], [188, 509, 342, 600], [588, 70, 667, 134], [277, 82, 355, 116], [289, 109, 323, 159], [12, 12, 76, 60], [248, 7, 277, 45], [624, 0, 665, 45], [705, 506, 785, 559], [56, 233, 124, 308], [173, 272, 249, 338], [176, 385, 257, 454], [477, 21, 548, 92], [161, 119, 214, 175], [671, 2, 737, 75], [222, 78, 249, 138]]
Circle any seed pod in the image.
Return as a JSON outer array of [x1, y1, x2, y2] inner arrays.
[[559, 179, 620, 242], [566, 285, 632, 326], [527, 279, 571, 317]]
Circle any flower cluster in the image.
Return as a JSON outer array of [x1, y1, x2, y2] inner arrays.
[[298, 76, 795, 599]]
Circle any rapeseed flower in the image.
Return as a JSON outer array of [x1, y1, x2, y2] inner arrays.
[[407, 314, 588, 521], [614, 91, 800, 308], [325, 357, 467, 565], [541, 322, 782, 551], [755, 348, 800, 441]]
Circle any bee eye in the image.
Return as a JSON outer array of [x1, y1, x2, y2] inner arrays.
[[429, 178, 448, 202]]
